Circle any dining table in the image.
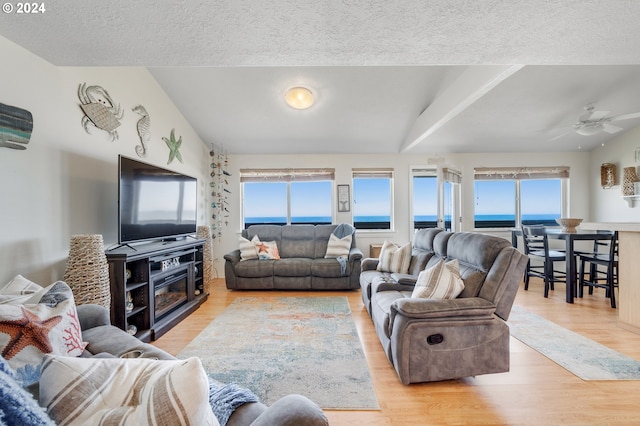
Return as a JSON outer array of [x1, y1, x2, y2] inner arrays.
[[511, 228, 614, 303]]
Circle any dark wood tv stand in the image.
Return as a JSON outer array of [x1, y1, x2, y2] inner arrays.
[[106, 238, 208, 342]]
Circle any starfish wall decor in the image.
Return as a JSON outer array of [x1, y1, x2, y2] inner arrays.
[[162, 128, 183, 164]]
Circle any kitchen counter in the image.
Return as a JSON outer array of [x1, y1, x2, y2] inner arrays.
[[580, 222, 640, 333]]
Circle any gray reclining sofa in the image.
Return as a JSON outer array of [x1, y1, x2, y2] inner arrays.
[[360, 228, 528, 384], [224, 224, 363, 290]]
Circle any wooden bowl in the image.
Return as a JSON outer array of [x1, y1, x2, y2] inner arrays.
[[555, 218, 583, 233]]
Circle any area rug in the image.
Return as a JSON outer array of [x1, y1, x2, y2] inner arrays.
[[178, 296, 379, 409], [509, 305, 640, 380]]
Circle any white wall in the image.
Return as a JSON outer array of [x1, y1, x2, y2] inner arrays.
[[589, 126, 640, 222], [215, 151, 591, 275], [0, 36, 209, 285]]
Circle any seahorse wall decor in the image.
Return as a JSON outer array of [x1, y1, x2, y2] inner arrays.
[[162, 128, 183, 164], [0, 102, 33, 150], [132, 105, 150, 157], [77, 83, 123, 141]]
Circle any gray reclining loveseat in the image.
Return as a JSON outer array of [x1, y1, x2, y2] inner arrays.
[[360, 229, 528, 384], [224, 224, 363, 290]]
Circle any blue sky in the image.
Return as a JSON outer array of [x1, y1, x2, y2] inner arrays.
[[475, 180, 561, 215]]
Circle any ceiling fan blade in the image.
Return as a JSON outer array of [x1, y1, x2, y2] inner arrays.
[[609, 112, 640, 122], [548, 130, 573, 141], [602, 123, 624, 134], [585, 110, 609, 121]]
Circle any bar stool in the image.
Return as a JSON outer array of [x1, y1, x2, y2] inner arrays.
[[578, 231, 618, 308]]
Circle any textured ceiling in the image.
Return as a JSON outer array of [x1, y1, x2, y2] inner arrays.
[[2, 0, 640, 154]]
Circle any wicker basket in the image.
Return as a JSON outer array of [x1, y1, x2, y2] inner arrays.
[[600, 163, 617, 188], [622, 167, 638, 196], [63, 234, 111, 309], [196, 225, 215, 295]]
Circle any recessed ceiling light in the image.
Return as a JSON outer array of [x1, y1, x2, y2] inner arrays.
[[284, 86, 314, 110]]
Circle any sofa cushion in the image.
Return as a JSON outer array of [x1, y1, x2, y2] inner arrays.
[[411, 259, 465, 300], [377, 240, 411, 274], [239, 235, 259, 261], [446, 232, 510, 297], [280, 225, 316, 258], [324, 233, 352, 258], [0, 279, 84, 386], [311, 258, 349, 277], [273, 258, 312, 277], [371, 289, 410, 339], [39, 355, 219, 426], [233, 260, 276, 278]]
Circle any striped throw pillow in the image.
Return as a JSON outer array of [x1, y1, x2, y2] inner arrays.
[[239, 235, 259, 260], [324, 233, 352, 258], [411, 259, 465, 299], [376, 240, 411, 274], [39, 355, 219, 426]]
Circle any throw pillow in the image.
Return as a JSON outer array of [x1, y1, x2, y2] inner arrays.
[[239, 235, 259, 261], [0, 354, 54, 426], [0, 279, 84, 386], [0, 274, 44, 305], [376, 240, 412, 274], [255, 240, 280, 260], [39, 355, 220, 426], [411, 259, 465, 300], [324, 233, 352, 258]]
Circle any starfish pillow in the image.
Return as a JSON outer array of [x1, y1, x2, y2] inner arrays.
[[0, 276, 83, 386]]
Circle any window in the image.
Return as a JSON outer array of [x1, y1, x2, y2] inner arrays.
[[411, 167, 461, 232], [412, 172, 437, 229], [241, 168, 334, 228], [474, 180, 516, 228], [352, 169, 393, 230], [474, 167, 568, 229], [521, 179, 562, 226]]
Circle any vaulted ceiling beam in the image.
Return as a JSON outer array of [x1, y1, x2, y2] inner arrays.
[[400, 65, 525, 152]]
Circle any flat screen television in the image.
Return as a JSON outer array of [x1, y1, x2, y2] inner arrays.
[[118, 155, 197, 244]]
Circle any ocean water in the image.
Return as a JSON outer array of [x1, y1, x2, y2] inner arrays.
[[245, 214, 560, 224]]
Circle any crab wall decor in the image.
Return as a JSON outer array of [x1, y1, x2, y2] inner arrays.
[[162, 128, 183, 164], [78, 83, 123, 141]]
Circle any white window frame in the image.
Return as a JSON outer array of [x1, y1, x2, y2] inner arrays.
[[240, 168, 335, 228], [473, 166, 569, 230], [352, 168, 394, 231]]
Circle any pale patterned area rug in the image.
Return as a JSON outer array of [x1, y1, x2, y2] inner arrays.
[[509, 305, 640, 380], [178, 296, 380, 409]]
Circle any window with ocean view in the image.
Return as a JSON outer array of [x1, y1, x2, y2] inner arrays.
[[353, 169, 393, 230], [241, 168, 334, 228], [473, 166, 568, 229], [474, 180, 516, 228], [412, 174, 437, 229]]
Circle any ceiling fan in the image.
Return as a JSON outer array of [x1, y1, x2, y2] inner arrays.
[[569, 104, 640, 136]]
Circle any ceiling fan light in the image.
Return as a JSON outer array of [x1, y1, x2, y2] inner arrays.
[[575, 125, 602, 136], [284, 86, 314, 109]]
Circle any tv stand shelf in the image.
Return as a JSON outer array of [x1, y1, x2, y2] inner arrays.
[[106, 238, 208, 342]]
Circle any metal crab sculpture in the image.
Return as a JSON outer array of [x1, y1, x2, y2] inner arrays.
[[78, 83, 123, 141]]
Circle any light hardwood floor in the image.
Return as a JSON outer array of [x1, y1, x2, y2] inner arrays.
[[152, 278, 640, 425]]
